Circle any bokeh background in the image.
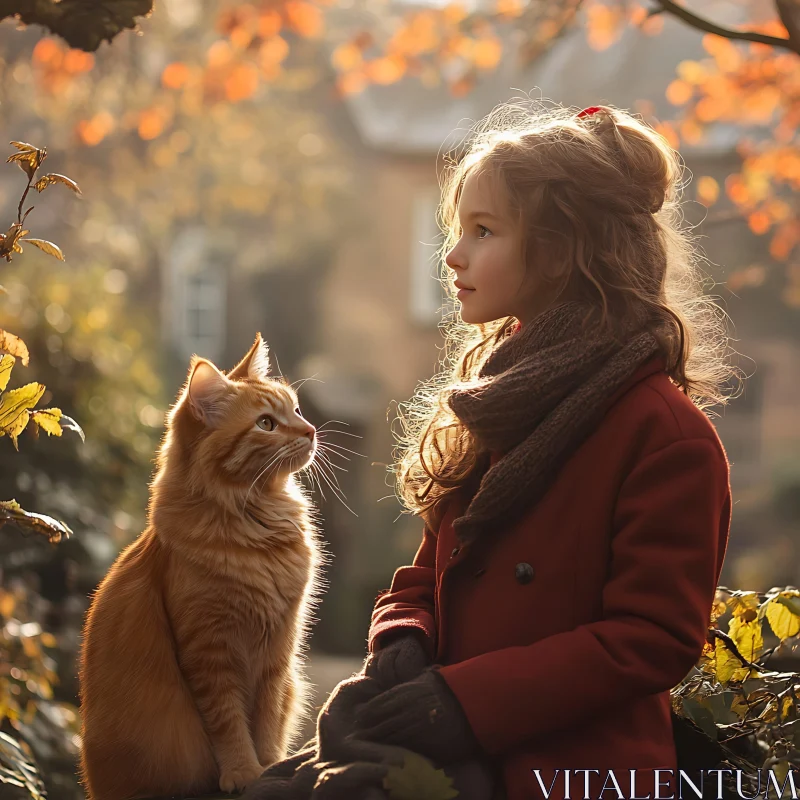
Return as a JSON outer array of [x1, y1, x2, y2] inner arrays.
[[0, 0, 797, 796]]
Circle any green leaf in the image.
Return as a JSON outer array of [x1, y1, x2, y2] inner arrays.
[[383, 752, 459, 800]]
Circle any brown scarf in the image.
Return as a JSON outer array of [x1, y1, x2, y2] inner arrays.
[[448, 299, 662, 545]]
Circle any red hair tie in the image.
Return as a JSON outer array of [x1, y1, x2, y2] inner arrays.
[[577, 106, 603, 119]]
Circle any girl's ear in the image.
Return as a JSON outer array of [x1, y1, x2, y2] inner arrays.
[[187, 357, 231, 426], [228, 333, 271, 381]]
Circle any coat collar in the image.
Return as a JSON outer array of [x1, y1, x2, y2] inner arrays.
[[488, 353, 667, 467]]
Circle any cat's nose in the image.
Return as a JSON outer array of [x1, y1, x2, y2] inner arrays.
[[304, 423, 316, 442]]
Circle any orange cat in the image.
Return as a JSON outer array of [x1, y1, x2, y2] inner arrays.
[[78, 334, 326, 800]]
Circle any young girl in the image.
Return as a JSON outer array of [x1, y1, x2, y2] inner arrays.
[[350, 101, 734, 800]]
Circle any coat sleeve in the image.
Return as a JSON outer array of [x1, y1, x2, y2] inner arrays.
[[367, 523, 438, 660], [436, 436, 732, 756]]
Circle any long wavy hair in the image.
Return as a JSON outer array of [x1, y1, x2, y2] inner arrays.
[[390, 99, 740, 532]]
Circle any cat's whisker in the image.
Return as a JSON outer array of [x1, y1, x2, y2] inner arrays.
[[315, 462, 358, 517], [242, 448, 287, 513], [315, 448, 348, 476], [316, 440, 367, 458], [307, 461, 328, 503], [316, 442, 351, 463], [317, 419, 351, 430], [313, 452, 349, 500], [317, 429, 363, 439]]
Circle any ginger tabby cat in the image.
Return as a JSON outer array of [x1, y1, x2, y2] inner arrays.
[[78, 334, 325, 800]]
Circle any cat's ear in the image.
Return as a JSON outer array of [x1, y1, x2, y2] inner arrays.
[[187, 357, 231, 426], [228, 333, 270, 381]]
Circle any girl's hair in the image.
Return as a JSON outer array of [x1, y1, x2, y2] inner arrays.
[[391, 98, 738, 531]]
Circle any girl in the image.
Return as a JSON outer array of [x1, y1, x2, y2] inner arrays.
[[350, 101, 735, 800]]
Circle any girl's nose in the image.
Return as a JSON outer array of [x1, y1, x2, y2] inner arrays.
[[445, 244, 465, 272]]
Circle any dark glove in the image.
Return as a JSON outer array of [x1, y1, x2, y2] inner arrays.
[[361, 630, 431, 690], [352, 666, 481, 765]]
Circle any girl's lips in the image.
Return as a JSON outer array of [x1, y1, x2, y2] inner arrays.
[[457, 288, 475, 300]]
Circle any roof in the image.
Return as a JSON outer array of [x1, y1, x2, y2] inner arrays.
[[342, 9, 748, 157]]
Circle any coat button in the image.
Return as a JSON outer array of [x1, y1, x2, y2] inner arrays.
[[473, 567, 486, 578], [451, 547, 460, 558], [515, 562, 535, 584]]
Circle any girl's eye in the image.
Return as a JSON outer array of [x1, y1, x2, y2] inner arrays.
[[256, 415, 275, 431], [477, 224, 492, 239]]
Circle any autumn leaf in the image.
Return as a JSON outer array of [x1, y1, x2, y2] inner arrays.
[[0, 499, 72, 544], [0, 382, 45, 449], [766, 592, 800, 639], [33, 173, 82, 195], [0, 355, 14, 392], [59, 413, 86, 442], [696, 176, 720, 206], [30, 408, 63, 437], [21, 238, 66, 261], [0, 329, 30, 366], [6, 145, 46, 179], [383, 752, 459, 800]]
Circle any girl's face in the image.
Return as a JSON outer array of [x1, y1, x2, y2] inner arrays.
[[445, 168, 559, 327]]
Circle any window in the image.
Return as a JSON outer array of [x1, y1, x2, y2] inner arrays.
[[409, 189, 446, 325], [166, 227, 226, 364]]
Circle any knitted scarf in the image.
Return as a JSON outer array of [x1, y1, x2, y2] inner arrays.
[[448, 299, 662, 545]]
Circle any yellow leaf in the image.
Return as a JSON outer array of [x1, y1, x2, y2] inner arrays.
[[730, 615, 764, 663], [0, 383, 45, 444], [21, 238, 65, 261], [30, 408, 62, 437], [39, 632, 57, 648], [714, 637, 742, 684], [0, 329, 30, 366], [766, 593, 800, 640], [21, 636, 40, 659], [383, 752, 459, 800], [727, 591, 760, 618], [33, 173, 82, 195], [0, 355, 14, 392], [9, 141, 37, 153]]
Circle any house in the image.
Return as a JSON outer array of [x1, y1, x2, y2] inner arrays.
[[162, 9, 800, 652]]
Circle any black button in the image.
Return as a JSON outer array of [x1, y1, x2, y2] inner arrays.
[[515, 562, 535, 584], [473, 567, 486, 578], [451, 547, 460, 558]]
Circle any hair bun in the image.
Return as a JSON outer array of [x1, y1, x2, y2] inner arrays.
[[591, 110, 674, 214]]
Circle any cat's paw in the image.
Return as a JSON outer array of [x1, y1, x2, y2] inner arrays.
[[219, 760, 265, 793]]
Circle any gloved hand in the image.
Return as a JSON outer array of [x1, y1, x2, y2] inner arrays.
[[360, 630, 431, 690], [352, 666, 482, 765]]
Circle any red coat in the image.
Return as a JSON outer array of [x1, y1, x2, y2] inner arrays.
[[368, 354, 732, 800]]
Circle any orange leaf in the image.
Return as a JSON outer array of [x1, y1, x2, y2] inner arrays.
[[367, 56, 406, 85], [748, 211, 771, 235], [32, 38, 61, 65], [138, 108, 166, 140], [63, 50, 94, 74], [225, 63, 259, 101], [258, 9, 282, 37], [472, 37, 502, 70], [725, 175, 749, 206], [162, 62, 190, 89], [332, 42, 362, 72], [285, 1, 323, 38], [337, 71, 366, 96], [665, 79, 693, 106], [696, 176, 719, 207]]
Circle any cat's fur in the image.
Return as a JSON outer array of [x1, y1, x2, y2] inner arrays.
[[78, 335, 326, 800]]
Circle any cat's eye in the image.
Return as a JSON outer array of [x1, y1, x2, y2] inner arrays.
[[256, 415, 275, 432]]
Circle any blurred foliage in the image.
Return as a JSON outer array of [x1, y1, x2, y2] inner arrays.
[[672, 585, 800, 793], [0, 0, 153, 52]]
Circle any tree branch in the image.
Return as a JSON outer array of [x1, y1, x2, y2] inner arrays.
[[652, 0, 799, 56]]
